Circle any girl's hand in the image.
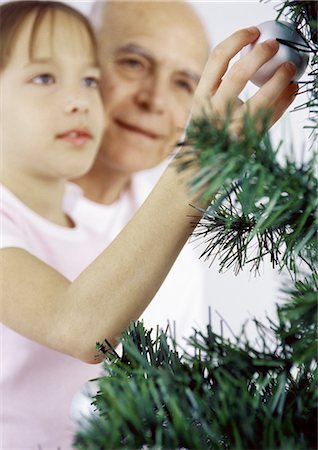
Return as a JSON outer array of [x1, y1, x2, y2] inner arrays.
[[192, 27, 298, 134]]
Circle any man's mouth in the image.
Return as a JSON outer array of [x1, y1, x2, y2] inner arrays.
[[114, 119, 161, 140], [56, 129, 93, 146]]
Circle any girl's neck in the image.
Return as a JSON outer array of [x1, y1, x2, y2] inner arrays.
[[73, 159, 131, 205], [1, 168, 73, 227]]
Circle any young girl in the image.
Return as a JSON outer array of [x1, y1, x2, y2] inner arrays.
[[0, 1, 297, 447], [0, 1, 209, 447], [0, 2, 106, 447]]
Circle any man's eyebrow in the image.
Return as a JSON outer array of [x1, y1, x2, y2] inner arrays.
[[178, 70, 201, 85], [115, 43, 201, 84], [115, 43, 154, 61]]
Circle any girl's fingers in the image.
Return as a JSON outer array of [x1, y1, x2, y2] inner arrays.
[[234, 79, 298, 135], [245, 62, 297, 119], [195, 27, 260, 101], [212, 39, 280, 112], [192, 26, 298, 131], [268, 82, 299, 127]]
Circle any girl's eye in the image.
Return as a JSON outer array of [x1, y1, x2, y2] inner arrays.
[[83, 77, 99, 89], [31, 74, 55, 85]]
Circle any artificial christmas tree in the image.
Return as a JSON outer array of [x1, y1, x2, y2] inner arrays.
[[75, 1, 317, 448]]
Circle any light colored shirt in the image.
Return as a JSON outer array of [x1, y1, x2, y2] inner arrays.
[[0, 183, 105, 449]]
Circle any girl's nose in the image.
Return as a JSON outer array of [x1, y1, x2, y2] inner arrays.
[[64, 96, 89, 115]]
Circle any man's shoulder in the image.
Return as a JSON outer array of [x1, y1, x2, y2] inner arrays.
[[64, 182, 136, 235]]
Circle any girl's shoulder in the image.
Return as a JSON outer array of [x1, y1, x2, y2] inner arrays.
[[0, 183, 109, 280], [0, 183, 83, 238]]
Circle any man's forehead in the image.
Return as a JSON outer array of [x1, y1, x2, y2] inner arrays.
[[95, 1, 209, 70], [97, 0, 204, 29]]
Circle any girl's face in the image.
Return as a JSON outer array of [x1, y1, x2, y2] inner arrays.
[[0, 10, 105, 180]]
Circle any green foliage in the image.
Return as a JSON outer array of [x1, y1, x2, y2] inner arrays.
[[75, 305, 317, 450], [179, 112, 317, 274]]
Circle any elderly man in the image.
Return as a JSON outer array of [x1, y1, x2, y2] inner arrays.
[[69, 0, 297, 342], [68, 0, 209, 342]]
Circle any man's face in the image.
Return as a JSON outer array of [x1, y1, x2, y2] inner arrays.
[[96, 1, 209, 174]]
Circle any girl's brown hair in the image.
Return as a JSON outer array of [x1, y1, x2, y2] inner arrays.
[[0, 1, 98, 71]]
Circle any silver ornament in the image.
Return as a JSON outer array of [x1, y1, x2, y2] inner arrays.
[[241, 20, 309, 87]]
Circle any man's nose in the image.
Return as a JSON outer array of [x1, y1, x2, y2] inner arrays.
[[135, 72, 168, 113]]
